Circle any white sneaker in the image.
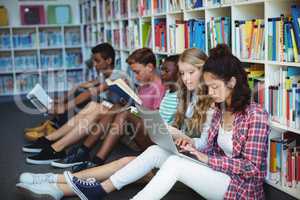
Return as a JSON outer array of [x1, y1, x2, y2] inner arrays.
[[19, 172, 57, 184], [16, 182, 63, 200]]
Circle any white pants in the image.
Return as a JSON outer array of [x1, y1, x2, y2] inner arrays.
[[110, 145, 231, 200]]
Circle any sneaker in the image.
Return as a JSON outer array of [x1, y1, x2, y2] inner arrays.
[[19, 172, 57, 184], [64, 171, 106, 200], [26, 147, 66, 165], [51, 147, 90, 168], [24, 120, 55, 132], [16, 182, 63, 200], [25, 123, 57, 141], [71, 161, 98, 173], [22, 137, 52, 153]]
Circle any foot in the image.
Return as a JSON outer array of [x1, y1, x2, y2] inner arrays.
[[26, 146, 66, 165], [51, 147, 90, 168], [22, 137, 52, 153], [24, 120, 54, 132], [71, 161, 98, 173], [25, 123, 57, 141], [16, 182, 63, 200], [19, 172, 57, 184], [64, 171, 107, 200]]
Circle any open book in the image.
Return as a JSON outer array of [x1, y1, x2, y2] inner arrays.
[[106, 78, 142, 105], [26, 84, 53, 113]]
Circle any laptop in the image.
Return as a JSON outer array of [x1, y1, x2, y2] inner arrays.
[[136, 105, 207, 166]]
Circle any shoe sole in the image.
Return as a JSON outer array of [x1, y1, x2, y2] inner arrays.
[[51, 161, 84, 168], [16, 185, 56, 200], [22, 147, 42, 153], [26, 158, 60, 165], [64, 171, 88, 200]]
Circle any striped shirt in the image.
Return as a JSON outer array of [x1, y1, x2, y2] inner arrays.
[[159, 90, 178, 124]]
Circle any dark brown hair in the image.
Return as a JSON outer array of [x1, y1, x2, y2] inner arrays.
[[203, 44, 251, 113], [126, 48, 156, 67]]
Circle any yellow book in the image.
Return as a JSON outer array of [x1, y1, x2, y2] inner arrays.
[[290, 27, 299, 62], [175, 22, 185, 53], [244, 20, 253, 58]]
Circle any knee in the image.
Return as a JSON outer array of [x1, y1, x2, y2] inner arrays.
[[145, 145, 165, 155], [119, 156, 136, 167], [163, 155, 181, 167]]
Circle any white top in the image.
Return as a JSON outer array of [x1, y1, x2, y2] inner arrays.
[[192, 108, 214, 150], [217, 127, 233, 157]]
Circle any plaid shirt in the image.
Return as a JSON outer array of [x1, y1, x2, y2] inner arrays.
[[201, 103, 270, 200]]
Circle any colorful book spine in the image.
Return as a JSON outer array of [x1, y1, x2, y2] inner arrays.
[[15, 54, 38, 71], [207, 16, 231, 49], [0, 56, 12, 72], [13, 32, 37, 48], [0, 32, 11, 49], [16, 73, 39, 93], [268, 67, 300, 129], [0, 75, 14, 94]]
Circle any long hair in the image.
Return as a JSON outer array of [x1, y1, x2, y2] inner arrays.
[[203, 44, 251, 113], [173, 48, 213, 136]]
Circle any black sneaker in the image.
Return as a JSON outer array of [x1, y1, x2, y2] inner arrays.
[[51, 147, 90, 168], [22, 137, 52, 153], [64, 171, 107, 200], [26, 146, 66, 165], [71, 161, 98, 173]]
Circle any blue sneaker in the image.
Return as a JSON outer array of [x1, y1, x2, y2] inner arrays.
[[64, 171, 107, 200]]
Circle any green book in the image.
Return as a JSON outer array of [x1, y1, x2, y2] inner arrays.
[[47, 5, 72, 24]]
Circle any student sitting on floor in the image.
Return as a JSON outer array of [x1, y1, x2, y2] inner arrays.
[[24, 44, 115, 141], [22, 48, 166, 167], [65, 44, 269, 200], [22, 42, 127, 164], [57, 54, 180, 172], [16, 48, 214, 200]]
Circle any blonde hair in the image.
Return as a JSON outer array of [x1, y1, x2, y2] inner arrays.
[[173, 48, 212, 136]]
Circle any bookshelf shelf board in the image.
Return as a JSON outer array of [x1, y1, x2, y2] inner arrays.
[[153, 51, 169, 55], [265, 179, 300, 199], [270, 121, 300, 135], [121, 48, 131, 52], [142, 15, 152, 19], [0, 49, 12, 52], [167, 10, 183, 15], [13, 48, 38, 51], [40, 68, 65, 72], [65, 67, 84, 70], [0, 71, 14, 74], [65, 45, 82, 49], [206, 4, 231, 10], [0, 93, 14, 96], [267, 61, 300, 67], [40, 46, 64, 50], [240, 59, 266, 64], [15, 70, 39, 74], [185, 7, 205, 13], [153, 13, 167, 17], [233, 0, 265, 6]]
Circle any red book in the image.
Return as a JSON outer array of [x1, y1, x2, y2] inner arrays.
[[287, 150, 293, 187], [184, 22, 189, 48], [296, 151, 300, 182], [287, 90, 290, 125]]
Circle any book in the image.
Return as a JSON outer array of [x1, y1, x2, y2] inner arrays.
[[20, 5, 45, 25], [26, 83, 53, 113], [47, 5, 72, 25], [106, 78, 142, 105]]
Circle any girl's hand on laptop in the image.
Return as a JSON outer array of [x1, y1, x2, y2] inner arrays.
[[180, 145, 209, 164], [176, 138, 195, 151]]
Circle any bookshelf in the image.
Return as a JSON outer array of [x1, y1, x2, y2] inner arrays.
[[0, 24, 85, 95], [78, 0, 300, 198]]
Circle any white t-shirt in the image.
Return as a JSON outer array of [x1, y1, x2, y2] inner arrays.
[[217, 127, 233, 157]]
